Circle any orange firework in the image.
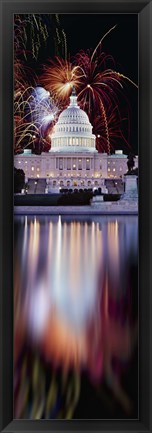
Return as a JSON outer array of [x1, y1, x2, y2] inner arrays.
[[40, 57, 83, 104], [40, 26, 138, 154]]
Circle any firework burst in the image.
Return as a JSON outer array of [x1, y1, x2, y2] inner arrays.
[[95, 105, 131, 153], [14, 86, 57, 154], [14, 18, 138, 154], [73, 27, 137, 153], [40, 57, 83, 105], [14, 14, 67, 67], [14, 14, 66, 96], [40, 25, 137, 153], [14, 14, 51, 61]]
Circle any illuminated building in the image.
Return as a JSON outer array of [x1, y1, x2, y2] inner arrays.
[[14, 88, 138, 192]]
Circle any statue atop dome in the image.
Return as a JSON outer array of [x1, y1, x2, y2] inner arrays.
[[69, 85, 78, 107], [71, 85, 76, 96]]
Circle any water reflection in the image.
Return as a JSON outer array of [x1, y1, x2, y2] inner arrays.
[[14, 215, 138, 419]]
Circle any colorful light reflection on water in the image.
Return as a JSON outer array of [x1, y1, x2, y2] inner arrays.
[[14, 215, 138, 419]]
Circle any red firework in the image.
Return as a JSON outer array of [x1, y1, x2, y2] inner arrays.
[[74, 40, 136, 153], [94, 104, 132, 153], [40, 26, 137, 154]]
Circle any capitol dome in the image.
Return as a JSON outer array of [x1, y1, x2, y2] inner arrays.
[[51, 87, 96, 153]]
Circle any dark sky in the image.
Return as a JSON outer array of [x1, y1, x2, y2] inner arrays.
[[19, 13, 139, 153], [36, 14, 138, 83], [59, 14, 138, 84], [60, 14, 138, 154], [46, 14, 138, 153]]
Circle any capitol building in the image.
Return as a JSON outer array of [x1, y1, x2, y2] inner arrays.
[[14, 87, 138, 193]]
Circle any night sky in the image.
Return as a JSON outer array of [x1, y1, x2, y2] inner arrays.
[[35, 14, 138, 82], [14, 15, 139, 419], [58, 14, 138, 82], [17, 14, 139, 153], [59, 14, 138, 154]]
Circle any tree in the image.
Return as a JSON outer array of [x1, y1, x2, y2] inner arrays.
[[127, 153, 135, 173], [14, 167, 25, 193]]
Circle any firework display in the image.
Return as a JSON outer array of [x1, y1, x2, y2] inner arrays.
[[14, 86, 57, 153], [14, 14, 138, 421], [14, 14, 67, 153], [14, 16, 137, 154]]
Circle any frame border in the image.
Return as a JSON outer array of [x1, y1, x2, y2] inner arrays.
[[0, 1, 152, 432]]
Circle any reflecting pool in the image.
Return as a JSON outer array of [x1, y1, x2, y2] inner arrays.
[[14, 215, 138, 420]]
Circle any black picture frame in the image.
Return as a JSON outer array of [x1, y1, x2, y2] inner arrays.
[[0, 0, 152, 432]]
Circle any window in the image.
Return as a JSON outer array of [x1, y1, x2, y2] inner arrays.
[[37, 167, 40, 171], [113, 168, 116, 172], [78, 159, 82, 170], [120, 167, 122, 171], [72, 158, 76, 170], [31, 167, 34, 171], [108, 168, 110, 172], [86, 159, 90, 170], [67, 158, 71, 170], [59, 158, 63, 170]]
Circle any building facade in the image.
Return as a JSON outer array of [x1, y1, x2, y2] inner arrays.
[[14, 88, 138, 192]]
